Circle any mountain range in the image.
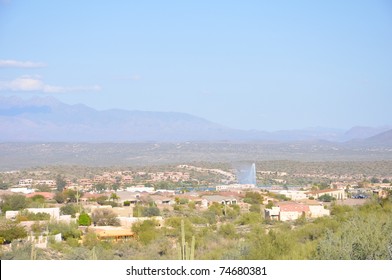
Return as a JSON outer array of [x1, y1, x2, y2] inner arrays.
[[0, 96, 391, 145]]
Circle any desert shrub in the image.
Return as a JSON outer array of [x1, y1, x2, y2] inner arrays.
[[91, 208, 120, 226]]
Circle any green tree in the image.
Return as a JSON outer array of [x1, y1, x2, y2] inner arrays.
[[94, 183, 107, 193], [78, 212, 92, 226], [317, 194, 335, 202], [91, 208, 120, 226], [0, 220, 28, 244], [48, 221, 82, 241], [218, 223, 238, 239], [63, 189, 78, 203], [0, 194, 28, 212], [28, 194, 45, 207], [243, 191, 263, 204], [56, 175, 67, 192], [132, 219, 160, 245], [54, 192, 65, 204], [82, 232, 100, 249], [0, 182, 10, 190], [109, 192, 119, 202], [142, 206, 160, 217], [60, 204, 78, 217], [370, 177, 380, 184], [96, 195, 108, 205], [111, 183, 120, 192]]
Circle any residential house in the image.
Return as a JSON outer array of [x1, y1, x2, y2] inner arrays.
[[306, 188, 347, 200], [264, 202, 330, 221], [5, 207, 65, 221], [88, 226, 134, 241], [269, 190, 307, 201], [19, 179, 33, 187], [26, 192, 55, 200], [202, 195, 238, 205]]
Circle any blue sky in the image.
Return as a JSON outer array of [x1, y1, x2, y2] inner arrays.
[[0, 0, 391, 131]]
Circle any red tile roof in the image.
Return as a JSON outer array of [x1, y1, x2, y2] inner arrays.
[[26, 192, 55, 199], [278, 203, 309, 212]]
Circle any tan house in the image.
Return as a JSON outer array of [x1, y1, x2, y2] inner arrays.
[[88, 226, 134, 241], [306, 188, 346, 200], [265, 202, 330, 221], [202, 195, 238, 205]]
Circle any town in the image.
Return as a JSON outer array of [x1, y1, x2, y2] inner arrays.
[[1, 161, 392, 260]]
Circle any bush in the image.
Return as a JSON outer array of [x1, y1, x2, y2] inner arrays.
[[133, 206, 161, 217], [16, 210, 51, 222], [244, 192, 264, 204], [96, 196, 109, 205], [218, 223, 238, 239], [91, 208, 120, 226], [0, 194, 27, 212], [318, 194, 336, 202], [78, 212, 92, 226], [48, 221, 82, 241], [249, 204, 261, 213], [132, 220, 160, 245], [101, 201, 119, 207], [60, 204, 79, 217], [143, 206, 160, 217], [235, 212, 262, 226], [0, 220, 28, 244], [30, 194, 45, 203], [54, 192, 65, 204]]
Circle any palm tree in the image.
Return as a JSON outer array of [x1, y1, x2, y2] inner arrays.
[[110, 192, 119, 202]]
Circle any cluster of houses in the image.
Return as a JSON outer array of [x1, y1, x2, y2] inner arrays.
[[18, 179, 55, 188], [3, 180, 392, 248], [15, 170, 194, 191]]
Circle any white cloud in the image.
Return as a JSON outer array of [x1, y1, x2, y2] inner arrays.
[[0, 76, 101, 93], [0, 59, 47, 68]]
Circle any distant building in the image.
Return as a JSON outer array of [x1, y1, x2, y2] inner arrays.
[[5, 207, 61, 221], [18, 179, 33, 187], [126, 186, 154, 193], [269, 190, 307, 201], [10, 187, 34, 194], [306, 188, 346, 200], [202, 195, 237, 205], [34, 180, 55, 187], [215, 184, 256, 191], [264, 202, 330, 221], [26, 192, 55, 200], [88, 226, 134, 241]]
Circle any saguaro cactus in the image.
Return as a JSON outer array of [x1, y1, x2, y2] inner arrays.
[[30, 242, 36, 260], [178, 219, 195, 260], [91, 246, 97, 260]]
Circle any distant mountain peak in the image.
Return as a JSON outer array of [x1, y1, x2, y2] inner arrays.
[[343, 125, 392, 141], [0, 96, 390, 144]]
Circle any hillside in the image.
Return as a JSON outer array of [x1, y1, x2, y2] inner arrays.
[[0, 96, 391, 145], [0, 96, 250, 142]]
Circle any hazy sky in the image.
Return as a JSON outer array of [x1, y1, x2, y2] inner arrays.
[[0, 0, 391, 131]]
